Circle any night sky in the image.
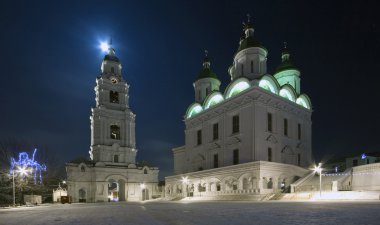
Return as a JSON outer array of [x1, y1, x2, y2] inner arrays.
[[0, 0, 379, 179]]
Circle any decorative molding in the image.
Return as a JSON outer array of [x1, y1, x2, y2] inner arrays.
[[266, 134, 278, 144]]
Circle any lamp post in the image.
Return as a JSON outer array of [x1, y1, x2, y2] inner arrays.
[[12, 166, 30, 207], [12, 170, 15, 207], [313, 163, 323, 198]]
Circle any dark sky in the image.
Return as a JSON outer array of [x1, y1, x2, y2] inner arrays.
[[0, 0, 379, 179]]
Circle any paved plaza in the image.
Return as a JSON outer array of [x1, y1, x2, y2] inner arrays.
[[1, 201, 380, 225]]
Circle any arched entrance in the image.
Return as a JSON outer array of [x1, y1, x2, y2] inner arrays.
[[106, 176, 127, 202], [108, 180, 119, 202], [142, 188, 149, 201], [79, 188, 86, 202]]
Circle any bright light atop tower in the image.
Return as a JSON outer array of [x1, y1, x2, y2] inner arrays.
[[100, 42, 109, 52]]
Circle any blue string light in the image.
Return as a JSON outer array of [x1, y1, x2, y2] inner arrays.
[[9, 148, 47, 184]]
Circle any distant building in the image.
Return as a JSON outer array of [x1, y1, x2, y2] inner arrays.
[[165, 17, 312, 200], [324, 152, 380, 172], [66, 45, 159, 202]]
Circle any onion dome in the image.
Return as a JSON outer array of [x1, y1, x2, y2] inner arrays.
[[103, 48, 120, 63], [236, 14, 267, 53], [274, 42, 299, 74], [196, 50, 218, 81]]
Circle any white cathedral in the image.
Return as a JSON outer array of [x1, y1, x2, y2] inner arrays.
[[66, 45, 159, 202], [165, 18, 313, 200]]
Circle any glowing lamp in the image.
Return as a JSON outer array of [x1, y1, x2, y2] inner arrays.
[[181, 176, 189, 184], [313, 163, 322, 174], [16, 166, 29, 176]]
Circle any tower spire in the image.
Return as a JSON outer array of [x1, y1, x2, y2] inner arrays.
[[282, 41, 290, 62], [203, 49, 210, 69]]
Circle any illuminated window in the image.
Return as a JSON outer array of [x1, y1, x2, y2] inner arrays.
[[213, 123, 219, 140], [204, 93, 224, 109], [279, 88, 295, 102], [232, 115, 239, 134], [186, 103, 203, 118], [267, 113, 272, 132], [268, 148, 272, 162], [213, 154, 218, 168], [233, 149, 239, 165], [110, 91, 119, 103], [113, 155, 119, 163], [226, 79, 250, 99], [197, 130, 202, 145], [284, 119, 288, 136], [110, 125, 120, 140]]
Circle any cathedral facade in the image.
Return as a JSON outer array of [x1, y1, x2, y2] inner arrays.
[[66, 46, 159, 202], [165, 18, 312, 200]]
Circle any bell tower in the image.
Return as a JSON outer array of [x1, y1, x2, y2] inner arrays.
[[89, 43, 137, 165]]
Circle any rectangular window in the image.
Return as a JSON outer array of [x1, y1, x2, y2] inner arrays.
[[114, 155, 119, 163], [268, 148, 272, 162], [353, 159, 358, 167], [233, 149, 239, 165], [232, 115, 239, 134], [284, 118, 288, 136], [110, 125, 120, 140], [213, 123, 219, 140], [267, 113, 272, 132], [298, 123, 301, 140], [197, 130, 202, 145], [213, 154, 219, 168], [297, 154, 301, 166], [110, 91, 119, 103]]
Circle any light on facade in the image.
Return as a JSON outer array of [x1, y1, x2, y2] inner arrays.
[[140, 183, 146, 189], [181, 176, 189, 184]]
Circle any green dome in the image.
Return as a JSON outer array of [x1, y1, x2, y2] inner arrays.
[[237, 36, 266, 53], [195, 54, 219, 81], [104, 54, 120, 63], [196, 67, 218, 81], [274, 60, 299, 74], [274, 45, 299, 74]]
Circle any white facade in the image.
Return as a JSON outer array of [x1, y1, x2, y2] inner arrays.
[[166, 18, 312, 200], [66, 46, 159, 202]]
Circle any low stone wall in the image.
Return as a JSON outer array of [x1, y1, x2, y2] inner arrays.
[[352, 163, 380, 191], [165, 161, 309, 200]]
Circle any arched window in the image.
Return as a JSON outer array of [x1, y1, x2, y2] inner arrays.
[[80, 165, 85, 172], [110, 125, 120, 140], [113, 155, 119, 163], [144, 169, 148, 174], [110, 91, 119, 103], [111, 67, 115, 73]]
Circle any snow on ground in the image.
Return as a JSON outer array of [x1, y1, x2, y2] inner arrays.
[[1, 200, 380, 225]]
